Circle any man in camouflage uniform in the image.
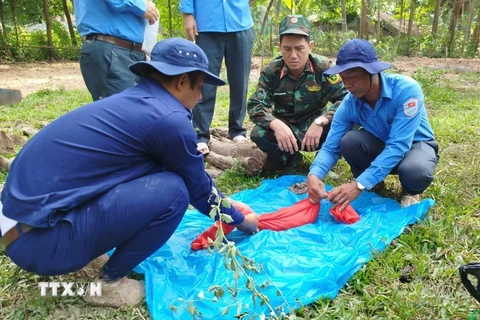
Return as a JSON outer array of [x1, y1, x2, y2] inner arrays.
[[248, 15, 348, 172]]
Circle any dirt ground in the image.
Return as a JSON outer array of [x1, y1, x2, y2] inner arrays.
[[0, 56, 479, 98]]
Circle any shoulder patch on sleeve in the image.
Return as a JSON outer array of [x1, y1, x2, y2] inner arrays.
[[403, 98, 419, 117], [326, 74, 341, 85]]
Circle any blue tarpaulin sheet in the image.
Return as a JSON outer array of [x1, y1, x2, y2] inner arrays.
[[133, 175, 434, 319]]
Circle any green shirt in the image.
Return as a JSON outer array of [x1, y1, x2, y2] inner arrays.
[[248, 54, 348, 135]]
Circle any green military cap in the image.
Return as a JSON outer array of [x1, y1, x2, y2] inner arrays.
[[279, 15, 311, 37]]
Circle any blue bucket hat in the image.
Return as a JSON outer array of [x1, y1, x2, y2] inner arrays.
[[323, 39, 391, 75], [129, 38, 225, 86]]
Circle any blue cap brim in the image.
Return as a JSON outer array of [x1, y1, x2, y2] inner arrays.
[[323, 61, 392, 75], [129, 61, 226, 86]]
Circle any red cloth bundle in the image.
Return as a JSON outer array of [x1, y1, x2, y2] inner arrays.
[[329, 205, 360, 224], [191, 198, 360, 251]]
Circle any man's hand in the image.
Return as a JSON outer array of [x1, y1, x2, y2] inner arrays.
[[183, 14, 198, 41], [270, 119, 298, 154], [327, 181, 361, 211], [236, 213, 260, 234], [143, 0, 159, 25], [301, 121, 324, 152], [228, 199, 254, 214], [307, 174, 327, 203]]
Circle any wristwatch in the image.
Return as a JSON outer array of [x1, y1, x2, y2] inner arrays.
[[356, 181, 365, 191], [314, 117, 327, 127]]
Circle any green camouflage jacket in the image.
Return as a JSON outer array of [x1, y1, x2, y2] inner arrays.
[[247, 54, 348, 135]]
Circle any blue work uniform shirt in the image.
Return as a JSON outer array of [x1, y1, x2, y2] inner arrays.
[[310, 73, 435, 190], [74, 0, 147, 44], [180, 0, 253, 33], [1, 78, 245, 229]]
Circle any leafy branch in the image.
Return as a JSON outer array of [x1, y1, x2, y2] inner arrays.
[[170, 186, 300, 319]]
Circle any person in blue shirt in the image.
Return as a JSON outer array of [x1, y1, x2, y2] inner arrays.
[[307, 39, 439, 209], [0, 38, 259, 308], [180, 0, 255, 154], [74, 0, 159, 101]]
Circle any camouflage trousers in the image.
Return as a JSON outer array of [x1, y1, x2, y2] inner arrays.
[[250, 123, 330, 170]]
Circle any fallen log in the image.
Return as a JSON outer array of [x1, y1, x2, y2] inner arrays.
[[203, 128, 267, 175], [205, 151, 262, 176], [208, 139, 267, 164]]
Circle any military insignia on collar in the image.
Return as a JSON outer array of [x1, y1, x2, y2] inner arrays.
[[307, 85, 320, 92], [326, 74, 341, 85], [403, 98, 419, 117], [291, 17, 298, 23]]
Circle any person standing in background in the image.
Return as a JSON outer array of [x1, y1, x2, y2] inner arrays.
[[180, 0, 255, 154], [74, 0, 160, 101]]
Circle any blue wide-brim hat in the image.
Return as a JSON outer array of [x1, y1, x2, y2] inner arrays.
[[324, 39, 391, 75], [129, 38, 225, 86]]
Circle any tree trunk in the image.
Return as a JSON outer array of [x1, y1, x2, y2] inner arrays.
[[260, 0, 275, 37], [406, 0, 415, 54], [9, 0, 19, 47], [448, 0, 464, 56], [472, 5, 480, 53], [462, 0, 475, 51], [260, 0, 275, 67], [360, 0, 369, 38], [341, 0, 347, 32], [432, 0, 440, 37], [376, 0, 381, 42], [62, 0, 77, 46], [275, 0, 281, 39], [397, 0, 404, 53], [167, 0, 172, 36], [0, 1, 12, 59], [42, 0, 54, 60]]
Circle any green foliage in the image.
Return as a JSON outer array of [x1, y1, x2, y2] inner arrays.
[[1, 62, 480, 320], [156, 0, 184, 38], [2, 22, 81, 61]]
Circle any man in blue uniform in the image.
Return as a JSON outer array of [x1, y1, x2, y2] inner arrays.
[[307, 39, 439, 208], [180, 0, 255, 153], [74, 0, 160, 101], [0, 38, 259, 307]]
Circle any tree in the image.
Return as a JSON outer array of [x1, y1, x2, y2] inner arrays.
[[9, 0, 19, 47], [62, 0, 76, 46], [375, 0, 381, 42], [341, 0, 347, 32], [471, 4, 480, 53], [432, 0, 440, 39], [407, 0, 415, 54], [462, 0, 475, 51], [448, 0, 463, 56], [42, 0, 54, 60], [0, 0, 12, 59], [359, 0, 370, 39]]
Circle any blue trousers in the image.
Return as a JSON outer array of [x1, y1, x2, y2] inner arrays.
[[340, 130, 439, 194], [79, 39, 145, 101], [6, 172, 189, 279], [193, 29, 254, 143]]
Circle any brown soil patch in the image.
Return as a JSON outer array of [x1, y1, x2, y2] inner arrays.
[[0, 56, 479, 98]]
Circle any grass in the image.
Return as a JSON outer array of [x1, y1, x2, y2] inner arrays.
[[0, 66, 480, 319]]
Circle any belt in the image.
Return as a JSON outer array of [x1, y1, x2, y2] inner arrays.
[[0, 223, 34, 251], [85, 34, 144, 53]]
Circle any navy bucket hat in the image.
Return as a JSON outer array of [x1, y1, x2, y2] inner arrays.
[[129, 38, 225, 86], [323, 39, 391, 75]]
